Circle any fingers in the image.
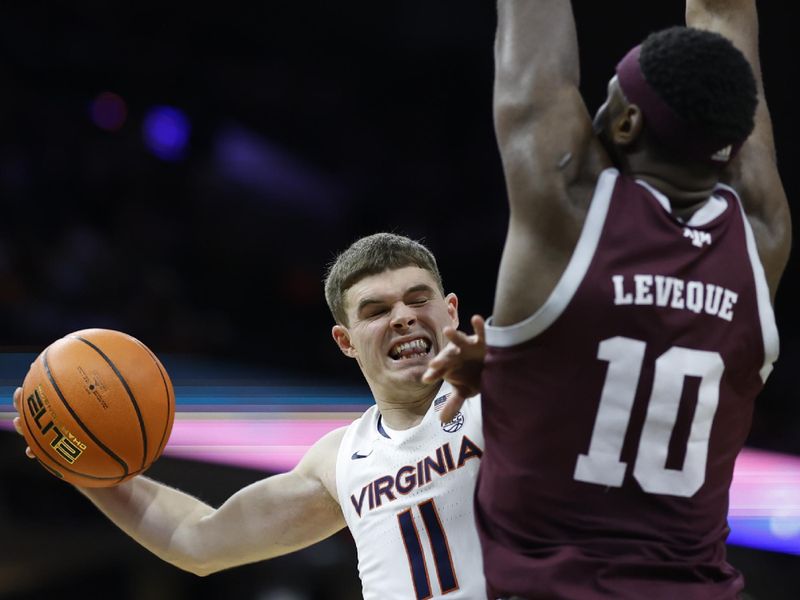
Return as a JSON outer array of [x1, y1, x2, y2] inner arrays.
[[13, 387, 21, 413], [13, 417, 35, 459], [441, 328, 465, 348], [422, 340, 461, 383], [425, 316, 488, 384], [439, 392, 466, 424], [12, 388, 34, 458], [443, 327, 473, 350], [470, 314, 486, 341], [442, 314, 487, 351], [12, 388, 25, 434], [421, 366, 440, 384]]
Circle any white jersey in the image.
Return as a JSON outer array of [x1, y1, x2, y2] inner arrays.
[[336, 384, 485, 600]]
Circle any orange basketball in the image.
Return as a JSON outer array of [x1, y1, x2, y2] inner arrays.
[[19, 329, 175, 487]]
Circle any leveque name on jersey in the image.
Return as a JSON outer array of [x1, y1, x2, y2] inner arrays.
[[350, 435, 483, 518], [612, 274, 739, 321]]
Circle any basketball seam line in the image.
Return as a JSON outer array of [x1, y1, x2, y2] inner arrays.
[[133, 339, 173, 459], [20, 394, 64, 479], [43, 350, 131, 477], [22, 388, 124, 481], [74, 335, 149, 471]]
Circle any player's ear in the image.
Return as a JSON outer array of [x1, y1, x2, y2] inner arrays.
[[613, 104, 644, 147], [332, 325, 357, 358], [445, 293, 459, 329]]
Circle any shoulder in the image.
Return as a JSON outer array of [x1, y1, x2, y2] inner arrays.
[[722, 145, 791, 299], [310, 426, 349, 457], [294, 425, 349, 502]]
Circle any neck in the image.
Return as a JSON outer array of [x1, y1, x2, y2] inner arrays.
[[374, 382, 438, 430], [628, 152, 719, 221], [634, 172, 716, 220]]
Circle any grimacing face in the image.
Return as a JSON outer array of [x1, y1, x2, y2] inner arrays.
[[332, 266, 459, 395]]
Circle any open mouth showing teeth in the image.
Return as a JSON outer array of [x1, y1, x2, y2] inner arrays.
[[389, 338, 432, 360]]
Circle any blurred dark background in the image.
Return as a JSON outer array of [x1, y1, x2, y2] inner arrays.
[[0, 1, 797, 599]]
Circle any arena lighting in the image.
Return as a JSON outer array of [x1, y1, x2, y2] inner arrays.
[[0, 354, 797, 556], [213, 124, 343, 217], [89, 91, 128, 132], [159, 384, 369, 473], [164, 408, 800, 556], [142, 105, 190, 160], [727, 448, 800, 554]]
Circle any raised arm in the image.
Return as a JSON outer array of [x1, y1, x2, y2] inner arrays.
[[78, 426, 346, 575], [686, 0, 791, 297], [492, 0, 607, 326]]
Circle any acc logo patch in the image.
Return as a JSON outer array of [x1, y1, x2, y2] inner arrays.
[[441, 411, 464, 433]]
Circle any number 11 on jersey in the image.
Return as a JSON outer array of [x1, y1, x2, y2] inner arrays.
[[397, 498, 458, 599], [574, 336, 724, 497]]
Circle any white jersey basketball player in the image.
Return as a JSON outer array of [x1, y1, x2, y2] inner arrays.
[[13, 235, 489, 599], [337, 383, 484, 600]]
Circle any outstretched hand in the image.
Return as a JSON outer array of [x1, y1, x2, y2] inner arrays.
[[423, 315, 487, 423], [12, 387, 35, 459]]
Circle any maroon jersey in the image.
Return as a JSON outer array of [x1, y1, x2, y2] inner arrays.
[[479, 169, 779, 599]]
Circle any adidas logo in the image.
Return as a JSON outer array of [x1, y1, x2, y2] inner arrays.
[[710, 144, 732, 162]]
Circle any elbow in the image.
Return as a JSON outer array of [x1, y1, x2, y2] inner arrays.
[[493, 79, 579, 137], [494, 95, 533, 122], [493, 95, 538, 142], [164, 532, 223, 577], [494, 79, 542, 122], [183, 564, 216, 578], [163, 511, 225, 577], [171, 555, 220, 577]]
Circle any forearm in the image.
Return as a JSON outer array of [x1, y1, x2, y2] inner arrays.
[[78, 477, 215, 575], [686, 0, 755, 22], [493, 0, 593, 223], [686, 0, 759, 77], [77, 455, 346, 577], [687, 0, 789, 291], [686, 1, 776, 161]]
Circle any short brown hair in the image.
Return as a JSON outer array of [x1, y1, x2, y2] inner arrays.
[[324, 233, 444, 325]]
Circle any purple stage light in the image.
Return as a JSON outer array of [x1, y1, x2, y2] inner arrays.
[[164, 417, 357, 473], [90, 91, 128, 132], [142, 105, 191, 161], [160, 417, 800, 555], [213, 124, 344, 217], [728, 447, 800, 554]]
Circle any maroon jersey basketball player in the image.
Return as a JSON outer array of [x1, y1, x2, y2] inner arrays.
[[424, 1, 791, 598]]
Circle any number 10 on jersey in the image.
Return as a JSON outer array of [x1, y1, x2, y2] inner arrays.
[[574, 336, 724, 497]]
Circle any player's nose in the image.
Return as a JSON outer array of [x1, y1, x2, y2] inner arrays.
[[390, 304, 417, 330]]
